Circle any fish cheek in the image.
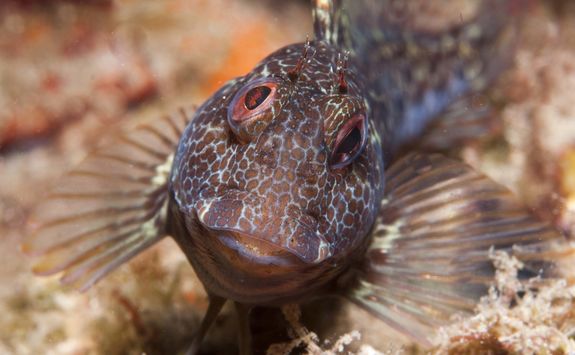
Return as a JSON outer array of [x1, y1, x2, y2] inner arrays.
[[330, 143, 382, 255], [175, 118, 233, 209]]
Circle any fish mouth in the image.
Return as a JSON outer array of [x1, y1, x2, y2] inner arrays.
[[194, 192, 332, 264], [215, 230, 302, 266]]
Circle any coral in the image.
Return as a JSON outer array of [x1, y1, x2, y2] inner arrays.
[[266, 304, 361, 354], [434, 251, 575, 354], [267, 251, 575, 355]]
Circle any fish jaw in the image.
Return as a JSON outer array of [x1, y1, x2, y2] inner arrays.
[[168, 198, 347, 305], [194, 193, 333, 265]]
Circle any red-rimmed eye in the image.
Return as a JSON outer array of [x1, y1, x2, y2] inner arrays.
[[330, 113, 368, 169], [228, 79, 279, 142], [244, 86, 272, 110]]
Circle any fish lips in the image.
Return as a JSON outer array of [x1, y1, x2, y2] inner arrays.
[[194, 195, 332, 265]]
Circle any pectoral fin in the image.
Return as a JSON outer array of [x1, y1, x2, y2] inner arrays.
[[345, 153, 574, 346], [22, 109, 193, 291]]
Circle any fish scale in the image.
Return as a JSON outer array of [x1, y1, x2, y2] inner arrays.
[[23, 1, 574, 354]]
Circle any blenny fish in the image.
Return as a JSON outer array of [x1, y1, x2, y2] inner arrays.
[[23, 0, 573, 353]]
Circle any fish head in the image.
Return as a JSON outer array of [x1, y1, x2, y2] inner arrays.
[[171, 41, 384, 270]]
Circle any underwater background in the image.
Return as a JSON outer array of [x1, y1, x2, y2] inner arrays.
[[1, 0, 575, 353]]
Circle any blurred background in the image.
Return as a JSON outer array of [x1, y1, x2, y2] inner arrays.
[[1, 0, 575, 354]]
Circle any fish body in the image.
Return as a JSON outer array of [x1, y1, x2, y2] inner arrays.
[[320, 0, 515, 155], [168, 41, 383, 305], [24, 1, 573, 353], [166, 0, 514, 306]]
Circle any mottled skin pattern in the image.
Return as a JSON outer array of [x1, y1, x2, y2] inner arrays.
[[167, 0, 512, 308], [169, 42, 384, 304], [321, 0, 514, 156]]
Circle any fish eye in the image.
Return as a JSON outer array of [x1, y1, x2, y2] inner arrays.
[[244, 86, 272, 110], [329, 112, 368, 169], [228, 78, 279, 142]]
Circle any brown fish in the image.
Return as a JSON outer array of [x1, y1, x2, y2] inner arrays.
[[23, 0, 574, 353]]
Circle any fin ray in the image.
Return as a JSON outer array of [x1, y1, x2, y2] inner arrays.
[[24, 110, 193, 291], [346, 153, 573, 345]]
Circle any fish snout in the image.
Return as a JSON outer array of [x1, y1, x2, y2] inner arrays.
[[194, 192, 332, 264]]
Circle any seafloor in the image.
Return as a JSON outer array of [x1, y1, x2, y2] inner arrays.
[[1, 0, 575, 354]]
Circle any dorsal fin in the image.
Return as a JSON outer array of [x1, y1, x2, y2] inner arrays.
[[22, 108, 193, 291], [312, 0, 342, 45]]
